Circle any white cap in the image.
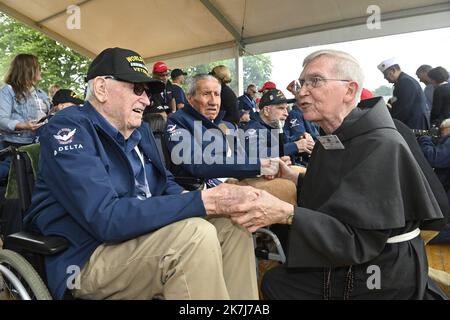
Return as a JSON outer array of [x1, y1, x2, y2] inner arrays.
[[377, 57, 399, 73]]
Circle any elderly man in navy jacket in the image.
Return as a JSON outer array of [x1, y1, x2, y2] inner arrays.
[[165, 74, 279, 183], [24, 48, 260, 300], [244, 89, 315, 160], [238, 84, 257, 114]]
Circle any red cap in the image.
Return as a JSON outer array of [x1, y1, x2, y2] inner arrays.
[[258, 81, 276, 93], [360, 88, 374, 100], [153, 61, 169, 73]]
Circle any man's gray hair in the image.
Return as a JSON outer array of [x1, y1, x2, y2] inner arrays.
[[85, 79, 94, 102], [303, 49, 364, 103], [440, 118, 450, 129], [187, 74, 221, 97]]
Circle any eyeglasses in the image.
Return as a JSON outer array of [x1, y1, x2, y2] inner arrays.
[[104, 76, 151, 98], [293, 77, 350, 93]]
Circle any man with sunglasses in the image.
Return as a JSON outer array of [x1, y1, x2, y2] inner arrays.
[[219, 49, 447, 299], [238, 84, 258, 114], [24, 47, 260, 300], [378, 57, 429, 130]]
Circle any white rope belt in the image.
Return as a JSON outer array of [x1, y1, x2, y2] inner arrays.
[[386, 228, 420, 244]]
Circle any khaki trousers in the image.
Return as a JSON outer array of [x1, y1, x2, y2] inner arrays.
[[71, 217, 258, 300]]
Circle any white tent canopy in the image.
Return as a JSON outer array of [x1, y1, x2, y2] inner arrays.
[[1, 0, 450, 91]]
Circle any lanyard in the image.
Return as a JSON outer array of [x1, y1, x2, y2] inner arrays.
[[244, 95, 256, 111], [133, 145, 152, 199]]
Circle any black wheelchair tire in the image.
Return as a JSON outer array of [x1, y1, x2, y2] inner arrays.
[[0, 249, 52, 300]]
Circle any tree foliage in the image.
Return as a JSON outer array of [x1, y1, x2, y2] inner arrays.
[[0, 12, 271, 97], [373, 85, 393, 97], [0, 12, 91, 95], [185, 54, 272, 94]]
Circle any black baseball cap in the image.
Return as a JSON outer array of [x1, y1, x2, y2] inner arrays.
[[171, 68, 187, 79], [52, 89, 84, 106], [86, 47, 165, 94], [259, 89, 295, 108]]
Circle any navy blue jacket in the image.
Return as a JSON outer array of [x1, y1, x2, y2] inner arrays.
[[24, 103, 206, 299], [245, 113, 298, 157], [284, 106, 320, 141], [419, 134, 450, 203], [165, 104, 260, 179], [391, 72, 429, 130], [238, 94, 256, 113]]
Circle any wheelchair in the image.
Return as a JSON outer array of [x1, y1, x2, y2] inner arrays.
[[0, 133, 286, 300], [0, 144, 68, 300]]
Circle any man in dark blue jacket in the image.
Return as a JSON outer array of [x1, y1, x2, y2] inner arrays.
[[165, 74, 279, 181], [419, 118, 450, 243], [378, 58, 429, 130], [244, 89, 315, 160], [283, 105, 319, 166], [24, 48, 259, 300], [238, 84, 257, 114]]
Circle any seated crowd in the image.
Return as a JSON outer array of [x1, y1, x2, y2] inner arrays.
[[0, 47, 448, 300]]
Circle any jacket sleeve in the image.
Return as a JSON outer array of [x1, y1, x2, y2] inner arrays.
[[0, 85, 19, 132], [284, 141, 298, 156], [39, 115, 206, 243], [163, 168, 185, 194], [285, 112, 306, 141]]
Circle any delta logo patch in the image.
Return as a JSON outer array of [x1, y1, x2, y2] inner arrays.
[[166, 124, 177, 133], [290, 118, 299, 128], [53, 128, 76, 145]]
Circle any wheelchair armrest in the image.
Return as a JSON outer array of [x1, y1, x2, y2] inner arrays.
[[175, 176, 205, 191], [4, 231, 69, 256]]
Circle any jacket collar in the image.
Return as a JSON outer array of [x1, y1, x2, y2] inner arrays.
[[82, 101, 167, 182], [252, 112, 275, 130]]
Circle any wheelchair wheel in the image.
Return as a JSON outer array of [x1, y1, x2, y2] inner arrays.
[[0, 249, 52, 300]]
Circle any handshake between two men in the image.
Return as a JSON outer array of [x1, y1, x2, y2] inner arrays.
[[201, 157, 302, 233]]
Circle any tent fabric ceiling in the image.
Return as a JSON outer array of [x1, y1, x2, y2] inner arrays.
[[1, 0, 450, 68]]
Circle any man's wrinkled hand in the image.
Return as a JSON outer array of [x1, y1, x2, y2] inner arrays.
[[228, 190, 294, 233], [295, 133, 315, 154], [204, 183, 261, 215], [260, 158, 279, 177]]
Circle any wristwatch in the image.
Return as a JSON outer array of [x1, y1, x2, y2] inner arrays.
[[286, 213, 295, 225]]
